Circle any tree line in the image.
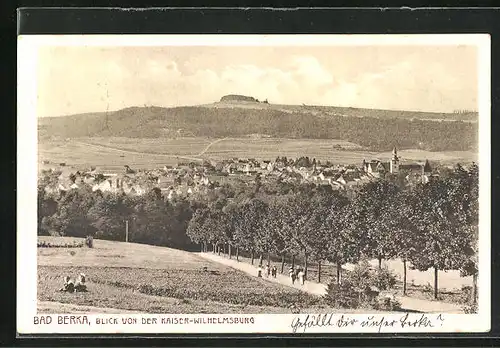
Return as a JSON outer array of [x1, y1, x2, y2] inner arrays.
[[38, 186, 198, 250]]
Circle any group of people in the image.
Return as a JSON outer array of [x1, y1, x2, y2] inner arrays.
[[58, 273, 88, 293], [289, 266, 305, 285], [255, 264, 306, 286], [257, 264, 278, 278]]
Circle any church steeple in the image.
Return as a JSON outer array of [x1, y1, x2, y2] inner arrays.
[[392, 147, 398, 161], [390, 146, 399, 174]]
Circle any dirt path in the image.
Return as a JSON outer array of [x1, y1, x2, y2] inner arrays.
[[198, 252, 328, 295], [38, 301, 143, 314], [198, 137, 229, 156], [196, 252, 464, 314]]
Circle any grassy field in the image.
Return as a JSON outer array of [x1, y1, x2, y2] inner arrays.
[[38, 137, 478, 172], [38, 138, 208, 171], [38, 237, 334, 314]]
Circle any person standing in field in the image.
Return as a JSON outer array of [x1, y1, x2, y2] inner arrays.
[[257, 265, 263, 278], [271, 266, 277, 278], [265, 264, 270, 278], [289, 267, 296, 284], [298, 269, 305, 285]]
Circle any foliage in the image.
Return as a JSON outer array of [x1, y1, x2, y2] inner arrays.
[[324, 261, 398, 309], [355, 180, 401, 263], [37, 240, 84, 248], [373, 296, 402, 311], [372, 266, 397, 291], [38, 187, 197, 250], [324, 279, 360, 308]]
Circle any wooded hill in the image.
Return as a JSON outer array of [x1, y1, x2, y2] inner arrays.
[[39, 105, 478, 152]]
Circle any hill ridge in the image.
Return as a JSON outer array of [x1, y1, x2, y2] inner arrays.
[[38, 104, 478, 152]]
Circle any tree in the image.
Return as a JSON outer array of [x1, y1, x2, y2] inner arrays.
[[275, 192, 316, 278], [187, 207, 211, 252], [389, 188, 423, 296], [355, 180, 400, 269], [88, 192, 132, 241], [236, 198, 268, 265], [266, 199, 290, 273], [451, 163, 479, 304], [323, 197, 361, 284], [45, 188, 97, 237], [127, 193, 180, 246], [37, 186, 58, 235], [304, 191, 348, 282], [408, 176, 472, 300]]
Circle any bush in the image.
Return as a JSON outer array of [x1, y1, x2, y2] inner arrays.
[[458, 285, 477, 313], [37, 240, 84, 248], [422, 283, 433, 293], [463, 302, 478, 314], [373, 295, 402, 311], [324, 261, 398, 310], [373, 266, 397, 291], [324, 278, 360, 308]]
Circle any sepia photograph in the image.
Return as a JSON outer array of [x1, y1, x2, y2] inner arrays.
[[17, 34, 490, 334]]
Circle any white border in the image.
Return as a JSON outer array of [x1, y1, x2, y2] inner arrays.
[[17, 34, 491, 335]]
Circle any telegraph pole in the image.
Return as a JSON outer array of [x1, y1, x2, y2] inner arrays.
[[125, 220, 129, 243]]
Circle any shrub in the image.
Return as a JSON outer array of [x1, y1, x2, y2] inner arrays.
[[373, 266, 397, 291], [373, 295, 402, 311], [463, 302, 478, 314], [457, 285, 477, 313], [324, 278, 360, 308], [324, 261, 398, 310], [37, 241, 84, 248], [422, 283, 433, 293]]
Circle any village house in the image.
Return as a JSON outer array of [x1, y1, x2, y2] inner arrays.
[[260, 160, 271, 170], [198, 175, 210, 186], [91, 174, 132, 193], [362, 159, 389, 178], [362, 148, 433, 183], [362, 147, 432, 183], [224, 163, 236, 174], [92, 179, 114, 193], [318, 170, 339, 182], [157, 174, 176, 193], [267, 161, 275, 172]]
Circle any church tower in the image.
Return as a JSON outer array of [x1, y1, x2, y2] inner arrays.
[[390, 147, 399, 174]]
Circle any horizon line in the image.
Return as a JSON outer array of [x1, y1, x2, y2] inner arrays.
[[38, 100, 479, 119]]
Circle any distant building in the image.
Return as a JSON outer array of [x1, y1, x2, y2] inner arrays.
[[362, 147, 432, 183]]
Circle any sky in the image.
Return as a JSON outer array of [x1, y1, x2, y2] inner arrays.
[[37, 45, 478, 117]]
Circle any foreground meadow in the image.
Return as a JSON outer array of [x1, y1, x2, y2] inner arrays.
[[38, 237, 343, 314]]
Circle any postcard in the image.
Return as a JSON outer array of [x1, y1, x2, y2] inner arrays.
[[17, 34, 491, 334]]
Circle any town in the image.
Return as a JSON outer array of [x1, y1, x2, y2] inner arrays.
[[40, 147, 438, 199]]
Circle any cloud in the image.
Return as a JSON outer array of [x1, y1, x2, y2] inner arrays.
[[288, 56, 334, 87], [37, 46, 478, 116]]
